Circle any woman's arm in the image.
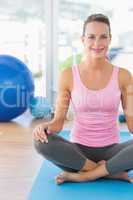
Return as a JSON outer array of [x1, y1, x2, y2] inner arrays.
[[48, 68, 73, 132], [33, 68, 72, 142], [120, 68, 133, 133]]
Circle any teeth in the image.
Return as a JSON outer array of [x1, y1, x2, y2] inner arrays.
[[92, 49, 103, 50], [91, 49, 103, 51]]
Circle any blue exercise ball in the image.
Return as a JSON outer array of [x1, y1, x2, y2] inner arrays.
[[119, 113, 126, 123], [0, 55, 35, 122], [30, 96, 52, 119]]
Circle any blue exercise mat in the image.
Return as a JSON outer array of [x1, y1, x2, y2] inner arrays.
[[28, 131, 133, 200]]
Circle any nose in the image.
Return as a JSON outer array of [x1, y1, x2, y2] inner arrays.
[[94, 38, 101, 46]]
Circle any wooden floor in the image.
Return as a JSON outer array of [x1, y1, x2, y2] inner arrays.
[[0, 111, 44, 200], [0, 111, 128, 200]]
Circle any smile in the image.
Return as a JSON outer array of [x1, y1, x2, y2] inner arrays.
[[91, 48, 104, 53]]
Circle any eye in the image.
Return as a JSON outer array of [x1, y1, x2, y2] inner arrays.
[[87, 36, 95, 39], [101, 35, 108, 39]]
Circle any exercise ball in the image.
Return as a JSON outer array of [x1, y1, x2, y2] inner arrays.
[[30, 96, 52, 119], [0, 55, 34, 122], [119, 113, 126, 123]]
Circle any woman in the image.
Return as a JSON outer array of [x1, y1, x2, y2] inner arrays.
[[33, 13, 133, 184]]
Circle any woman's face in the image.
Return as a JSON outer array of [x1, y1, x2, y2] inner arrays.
[[82, 21, 111, 59]]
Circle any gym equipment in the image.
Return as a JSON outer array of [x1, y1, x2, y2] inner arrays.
[[30, 96, 53, 119], [119, 114, 126, 123], [0, 55, 34, 122]]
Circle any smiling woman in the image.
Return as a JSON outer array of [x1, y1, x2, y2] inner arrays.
[[33, 13, 133, 185], [81, 14, 111, 60]]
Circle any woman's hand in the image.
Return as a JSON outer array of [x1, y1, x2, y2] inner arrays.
[[33, 119, 64, 143], [33, 122, 49, 143]]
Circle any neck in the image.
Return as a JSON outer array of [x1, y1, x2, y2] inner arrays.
[[81, 55, 108, 71]]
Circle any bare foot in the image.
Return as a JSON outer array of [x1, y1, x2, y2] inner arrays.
[[97, 160, 106, 165], [97, 161, 133, 183], [55, 163, 109, 185], [120, 172, 133, 183], [55, 172, 69, 185], [55, 171, 133, 185], [55, 171, 87, 185], [129, 178, 133, 183], [124, 172, 133, 183]]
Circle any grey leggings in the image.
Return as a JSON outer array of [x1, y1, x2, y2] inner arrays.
[[34, 133, 133, 175]]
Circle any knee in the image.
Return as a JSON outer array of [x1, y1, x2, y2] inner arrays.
[[34, 134, 57, 155]]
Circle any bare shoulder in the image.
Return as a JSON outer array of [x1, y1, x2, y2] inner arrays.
[[118, 67, 133, 89], [60, 67, 72, 77], [59, 67, 73, 91]]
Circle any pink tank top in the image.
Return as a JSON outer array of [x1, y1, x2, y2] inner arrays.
[[70, 65, 121, 147]]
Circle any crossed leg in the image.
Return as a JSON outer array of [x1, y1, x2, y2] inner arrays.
[[56, 140, 133, 184], [34, 133, 133, 184]]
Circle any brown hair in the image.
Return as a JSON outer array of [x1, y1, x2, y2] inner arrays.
[[82, 13, 111, 36]]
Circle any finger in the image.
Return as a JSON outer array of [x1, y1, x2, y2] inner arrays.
[[34, 130, 41, 141], [33, 125, 48, 143], [38, 131, 48, 143], [34, 128, 44, 141]]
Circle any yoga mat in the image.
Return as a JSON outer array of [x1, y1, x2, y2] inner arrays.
[[28, 131, 133, 200]]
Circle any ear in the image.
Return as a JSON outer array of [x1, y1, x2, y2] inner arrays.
[[109, 34, 112, 44], [81, 36, 85, 44]]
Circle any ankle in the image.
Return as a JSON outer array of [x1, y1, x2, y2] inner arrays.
[[80, 159, 97, 172]]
